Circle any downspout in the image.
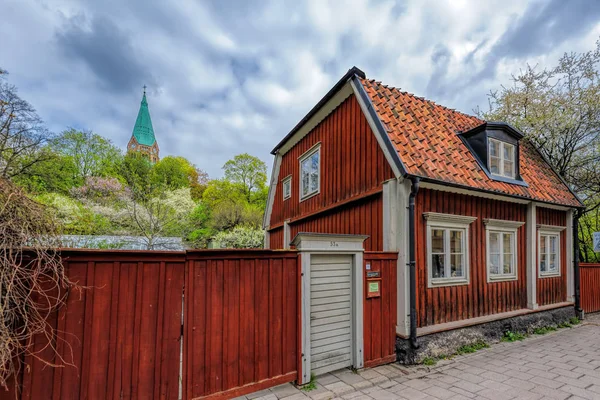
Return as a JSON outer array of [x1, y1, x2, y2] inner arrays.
[[573, 209, 584, 319], [408, 176, 420, 348]]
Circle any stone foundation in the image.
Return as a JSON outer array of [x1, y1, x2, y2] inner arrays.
[[396, 306, 575, 364]]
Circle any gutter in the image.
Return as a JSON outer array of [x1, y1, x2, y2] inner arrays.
[[408, 176, 420, 348]]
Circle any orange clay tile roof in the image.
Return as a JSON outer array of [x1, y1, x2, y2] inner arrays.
[[359, 77, 583, 208]]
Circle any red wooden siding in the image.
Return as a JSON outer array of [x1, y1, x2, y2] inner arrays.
[[363, 252, 398, 367], [268, 94, 394, 240], [268, 226, 284, 249], [281, 194, 384, 251], [536, 208, 568, 306], [415, 189, 528, 327], [184, 251, 299, 400], [581, 263, 600, 313], [17, 252, 186, 400]]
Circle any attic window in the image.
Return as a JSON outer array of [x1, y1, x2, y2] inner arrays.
[[460, 122, 527, 187], [489, 138, 515, 179]]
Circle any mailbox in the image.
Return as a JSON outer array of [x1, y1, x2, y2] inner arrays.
[[366, 269, 381, 298]]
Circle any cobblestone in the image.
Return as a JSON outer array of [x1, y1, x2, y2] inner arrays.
[[245, 315, 600, 400]]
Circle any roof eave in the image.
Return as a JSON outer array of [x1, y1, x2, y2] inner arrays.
[[270, 66, 366, 155]]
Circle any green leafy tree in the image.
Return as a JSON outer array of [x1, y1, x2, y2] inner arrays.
[[480, 40, 600, 259], [13, 150, 78, 194], [223, 153, 267, 202], [152, 155, 209, 200], [51, 128, 122, 183]]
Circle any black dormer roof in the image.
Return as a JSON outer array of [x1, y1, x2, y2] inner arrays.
[[459, 122, 528, 187]]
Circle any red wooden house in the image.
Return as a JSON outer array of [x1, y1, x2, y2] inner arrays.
[[263, 67, 584, 379]]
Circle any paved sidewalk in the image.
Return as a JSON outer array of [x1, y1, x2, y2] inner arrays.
[[243, 314, 600, 400]]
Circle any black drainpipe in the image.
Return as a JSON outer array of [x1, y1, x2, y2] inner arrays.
[[574, 209, 584, 318], [409, 176, 420, 348]]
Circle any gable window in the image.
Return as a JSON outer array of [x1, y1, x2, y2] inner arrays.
[[538, 227, 562, 277], [489, 138, 515, 179], [424, 213, 476, 287], [484, 219, 524, 282], [282, 176, 291, 200], [299, 144, 320, 200]]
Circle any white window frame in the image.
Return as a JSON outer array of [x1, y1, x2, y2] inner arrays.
[[282, 175, 292, 200], [489, 138, 516, 179], [538, 225, 565, 278], [484, 219, 525, 283], [424, 213, 476, 288], [299, 143, 321, 201]]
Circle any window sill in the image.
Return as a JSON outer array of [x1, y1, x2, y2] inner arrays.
[[488, 275, 518, 283], [299, 190, 320, 202], [539, 272, 561, 279], [428, 279, 469, 288]]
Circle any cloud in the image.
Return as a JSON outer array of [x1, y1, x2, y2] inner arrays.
[[2, 0, 600, 178], [55, 14, 156, 93]]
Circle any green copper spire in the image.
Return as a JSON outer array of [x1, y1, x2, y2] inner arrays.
[[131, 86, 156, 146]]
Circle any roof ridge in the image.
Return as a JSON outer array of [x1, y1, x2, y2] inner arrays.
[[363, 78, 483, 125]]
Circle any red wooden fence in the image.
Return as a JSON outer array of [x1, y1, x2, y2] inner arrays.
[[363, 252, 397, 368], [10, 250, 187, 400], [183, 251, 299, 400], [581, 263, 600, 314], [5, 249, 300, 400]]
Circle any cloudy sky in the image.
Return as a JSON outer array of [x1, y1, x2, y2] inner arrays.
[[3, 0, 600, 178]]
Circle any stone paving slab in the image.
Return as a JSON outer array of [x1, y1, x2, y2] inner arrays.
[[244, 314, 600, 400]]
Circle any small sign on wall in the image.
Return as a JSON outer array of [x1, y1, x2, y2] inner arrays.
[[366, 278, 381, 298], [594, 232, 600, 252]]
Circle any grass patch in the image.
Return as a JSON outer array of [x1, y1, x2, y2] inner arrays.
[[301, 373, 317, 392], [558, 321, 572, 329], [570, 316, 581, 325], [533, 326, 557, 335], [501, 330, 527, 342], [422, 357, 437, 366], [456, 341, 490, 355]]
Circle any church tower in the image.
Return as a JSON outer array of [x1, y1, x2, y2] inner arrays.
[[127, 86, 159, 163]]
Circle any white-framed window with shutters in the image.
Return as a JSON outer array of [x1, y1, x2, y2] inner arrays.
[[424, 213, 477, 287], [299, 143, 321, 201], [538, 225, 564, 277], [484, 219, 524, 282], [282, 175, 292, 200], [489, 138, 516, 179]]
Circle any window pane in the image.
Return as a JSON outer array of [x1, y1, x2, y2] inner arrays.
[[504, 161, 514, 177], [503, 143, 514, 161], [431, 229, 444, 253], [550, 236, 557, 253], [550, 254, 558, 272], [540, 235, 547, 254], [503, 254, 513, 275], [489, 140, 499, 157], [490, 156, 500, 174], [503, 233, 513, 255], [540, 254, 547, 272], [432, 254, 445, 278], [450, 230, 463, 253], [490, 232, 500, 253], [302, 170, 309, 196], [490, 254, 500, 275], [451, 254, 463, 277]]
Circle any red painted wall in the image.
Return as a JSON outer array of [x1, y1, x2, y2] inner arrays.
[[536, 207, 568, 306], [267, 94, 394, 250], [364, 252, 398, 367], [581, 263, 600, 313], [415, 189, 528, 327]]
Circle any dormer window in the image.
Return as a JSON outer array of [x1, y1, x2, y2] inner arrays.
[[489, 138, 515, 179], [460, 122, 527, 187]]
